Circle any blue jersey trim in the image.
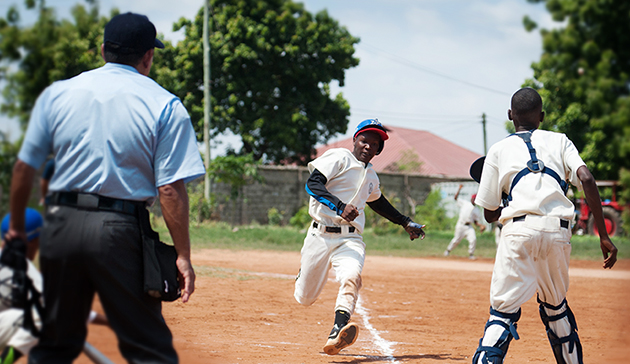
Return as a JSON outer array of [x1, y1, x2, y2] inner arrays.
[[305, 184, 338, 213]]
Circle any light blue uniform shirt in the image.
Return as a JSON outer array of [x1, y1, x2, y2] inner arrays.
[[19, 63, 205, 202]]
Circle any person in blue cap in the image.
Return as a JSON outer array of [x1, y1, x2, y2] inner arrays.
[[0, 208, 43, 363], [38, 159, 55, 207], [294, 118, 426, 355], [1, 208, 42, 261], [1, 210, 109, 363]]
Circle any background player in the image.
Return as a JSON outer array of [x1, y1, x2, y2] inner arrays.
[[472, 87, 617, 364], [39, 159, 55, 207], [444, 184, 486, 259], [294, 119, 425, 355]]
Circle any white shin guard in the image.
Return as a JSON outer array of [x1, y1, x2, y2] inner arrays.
[[473, 307, 521, 364]]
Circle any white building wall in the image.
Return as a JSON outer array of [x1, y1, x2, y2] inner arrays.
[[432, 181, 491, 232]]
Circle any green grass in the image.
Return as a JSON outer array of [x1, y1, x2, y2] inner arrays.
[[153, 220, 629, 261]]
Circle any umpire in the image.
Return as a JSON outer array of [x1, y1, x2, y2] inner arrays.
[[6, 12, 205, 363]]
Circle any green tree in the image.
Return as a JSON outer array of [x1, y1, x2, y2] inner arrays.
[[0, 1, 175, 128], [164, 0, 359, 164], [522, 0, 630, 181], [413, 189, 455, 232], [620, 169, 630, 232], [0, 0, 108, 127], [207, 153, 263, 225], [0, 134, 21, 215]]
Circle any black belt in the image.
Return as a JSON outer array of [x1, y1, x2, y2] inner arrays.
[[46, 192, 142, 216], [512, 215, 569, 229], [313, 221, 355, 234]]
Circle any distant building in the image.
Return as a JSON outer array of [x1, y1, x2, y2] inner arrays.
[[197, 127, 485, 224], [316, 126, 482, 179]]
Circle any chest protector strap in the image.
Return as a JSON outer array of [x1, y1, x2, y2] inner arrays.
[[505, 130, 569, 206]]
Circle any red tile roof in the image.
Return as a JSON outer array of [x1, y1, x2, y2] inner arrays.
[[316, 126, 481, 178]]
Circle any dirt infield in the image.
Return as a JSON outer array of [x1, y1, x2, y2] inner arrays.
[[67, 250, 629, 363]]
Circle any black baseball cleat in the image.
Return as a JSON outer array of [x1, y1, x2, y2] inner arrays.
[[323, 322, 359, 355]]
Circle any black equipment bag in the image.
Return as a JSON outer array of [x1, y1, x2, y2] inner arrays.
[[137, 208, 181, 302]]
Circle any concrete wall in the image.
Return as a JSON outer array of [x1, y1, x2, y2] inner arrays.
[[210, 165, 467, 225]]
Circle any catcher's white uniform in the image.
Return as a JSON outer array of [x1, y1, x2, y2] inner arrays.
[[474, 129, 585, 364], [0, 255, 42, 356], [294, 148, 381, 314]]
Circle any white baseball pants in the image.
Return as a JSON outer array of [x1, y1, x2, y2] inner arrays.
[[483, 214, 579, 363], [294, 225, 365, 315], [447, 223, 476, 255]]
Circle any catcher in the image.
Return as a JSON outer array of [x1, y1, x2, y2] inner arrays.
[[443, 184, 486, 260], [0, 209, 109, 363], [294, 119, 425, 355], [471, 87, 617, 364]]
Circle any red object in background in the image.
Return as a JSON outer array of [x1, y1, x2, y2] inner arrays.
[[573, 181, 628, 237]]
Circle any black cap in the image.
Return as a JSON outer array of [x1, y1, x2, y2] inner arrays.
[[104, 12, 164, 54]]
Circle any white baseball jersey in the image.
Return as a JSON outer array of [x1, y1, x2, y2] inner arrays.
[[456, 198, 480, 226], [475, 130, 585, 225], [307, 148, 381, 234], [447, 197, 481, 255]]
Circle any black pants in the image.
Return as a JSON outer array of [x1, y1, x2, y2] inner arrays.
[[29, 206, 178, 364]]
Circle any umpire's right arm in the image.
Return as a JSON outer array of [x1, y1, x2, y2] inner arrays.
[[158, 179, 195, 302]]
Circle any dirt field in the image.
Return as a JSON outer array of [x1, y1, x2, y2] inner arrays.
[[66, 249, 629, 363]]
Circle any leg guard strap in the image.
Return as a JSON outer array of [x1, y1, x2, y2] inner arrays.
[[489, 307, 521, 340], [538, 295, 583, 364], [550, 331, 580, 355], [537, 296, 578, 332], [473, 342, 505, 364]]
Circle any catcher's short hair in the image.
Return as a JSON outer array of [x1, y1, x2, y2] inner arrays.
[[511, 87, 542, 115]]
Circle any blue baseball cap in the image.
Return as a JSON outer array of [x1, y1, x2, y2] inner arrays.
[[1, 208, 44, 242], [354, 119, 389, 141]]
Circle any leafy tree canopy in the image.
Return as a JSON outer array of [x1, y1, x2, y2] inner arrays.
[[207, 152, 262, 201], [161, 0, 360, 164], [2, 0, 359, 166], [522, 0, 630, 180], [0, 133, 21, 215], [0, 0, 110, 126]]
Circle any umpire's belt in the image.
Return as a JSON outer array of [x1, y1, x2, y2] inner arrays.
[[512, 215, 569, 229], [312, 221, 355, 234], [47, 192, 142, 216]]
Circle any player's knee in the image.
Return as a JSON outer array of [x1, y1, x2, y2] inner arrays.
[[340, 272, 362, 292], [294, 292, 317, 307]]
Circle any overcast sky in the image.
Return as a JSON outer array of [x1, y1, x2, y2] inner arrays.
[[0, 0, 555, 157]]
